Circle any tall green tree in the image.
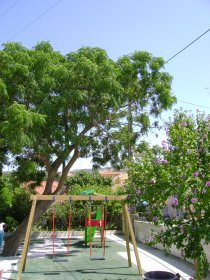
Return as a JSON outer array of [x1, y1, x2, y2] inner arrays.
[[0, 41, 175, 256]]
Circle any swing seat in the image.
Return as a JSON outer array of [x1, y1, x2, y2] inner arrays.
[[90, 257, 105, 260], [53, 258, 68, 262], [85, 219, 104, 227], [44, 272, 60, 275]]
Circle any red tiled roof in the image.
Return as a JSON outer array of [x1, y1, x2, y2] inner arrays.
[[34, 181, 59, 194], [23, 181, 59, 194]]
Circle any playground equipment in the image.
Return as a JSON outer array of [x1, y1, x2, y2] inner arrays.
[[85, 199, 107, 259], [17, 194, 142, 280], [85, 206, 104, 243], [81, 189, 106, 247]]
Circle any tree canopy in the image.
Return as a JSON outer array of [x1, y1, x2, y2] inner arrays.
[[0, 41, 176, 178]]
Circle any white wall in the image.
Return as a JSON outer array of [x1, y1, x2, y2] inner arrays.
[[134, 220, 210, 265]]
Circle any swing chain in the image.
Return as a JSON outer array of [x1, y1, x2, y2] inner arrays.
[[66, 196, 72, 256]]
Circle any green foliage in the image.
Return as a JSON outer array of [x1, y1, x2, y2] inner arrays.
[[66, 171, 112, 192], [13, 157, 46, 185], [91, 51, 176, 168], [1, 103, 46, 153], [126, 110, 210, 279], [0, 174, 31, 231], [0, 174, 16, 215], [11, 187, 31, 223]]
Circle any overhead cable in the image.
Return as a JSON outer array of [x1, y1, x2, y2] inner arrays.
[[166, 28, 210, 63], [177, 99, 210, 110], [0, 0, 21, 20], [7, 0, 65, 41]]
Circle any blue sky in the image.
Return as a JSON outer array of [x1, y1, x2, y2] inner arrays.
[[1, 0, 210, 169]]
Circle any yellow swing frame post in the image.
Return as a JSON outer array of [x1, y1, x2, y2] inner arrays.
[[17, 194, 142, 280]]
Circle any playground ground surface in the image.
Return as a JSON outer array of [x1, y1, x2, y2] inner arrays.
[[0, 233, 208, 280]]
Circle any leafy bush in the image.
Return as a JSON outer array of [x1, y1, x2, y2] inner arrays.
[[126, 110, 210, 280], [0, 173, 31, 231]]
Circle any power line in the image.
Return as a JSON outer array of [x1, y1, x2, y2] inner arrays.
[[166, 28, 210, 63], [177, 99, 210, 110], [7, 0, 65, 41], [0, 0, 21, 20], [166, 29, 210, 110]]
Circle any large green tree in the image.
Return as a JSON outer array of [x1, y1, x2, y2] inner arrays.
[[0, 41, 175, 256]]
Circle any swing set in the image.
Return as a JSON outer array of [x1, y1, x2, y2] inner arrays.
[[17, 194, 142, 280]]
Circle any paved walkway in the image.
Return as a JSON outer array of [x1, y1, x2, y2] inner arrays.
[[109, 235, 198, 280], [0, 233, 209, 280]]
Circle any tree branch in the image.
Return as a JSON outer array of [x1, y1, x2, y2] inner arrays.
[[34, 154, 51, 172], [55, 149, 80, 194]]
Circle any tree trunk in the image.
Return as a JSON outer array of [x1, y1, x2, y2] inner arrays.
[[2, 200, 52, 256], [127, 101, 133, 159], [194, 258, 198, 271]]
